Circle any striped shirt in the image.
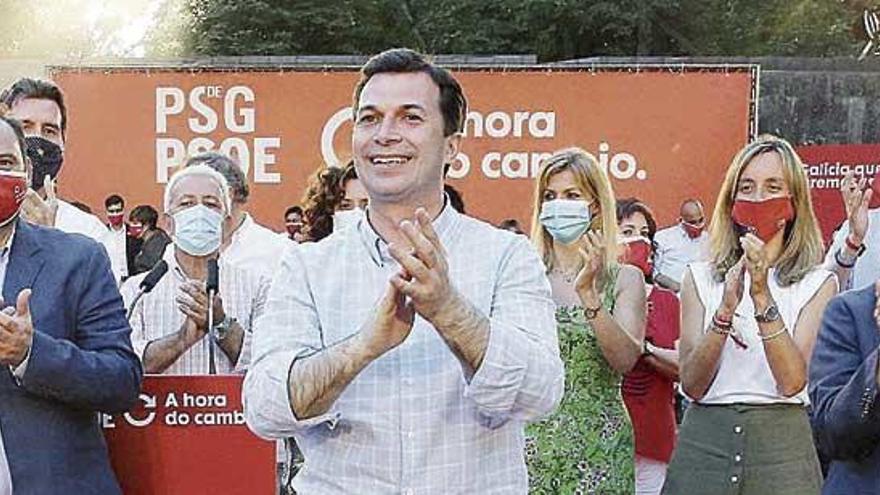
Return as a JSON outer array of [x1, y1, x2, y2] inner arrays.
[[121, 245, 269, 375], [243, 204, 564, 494]]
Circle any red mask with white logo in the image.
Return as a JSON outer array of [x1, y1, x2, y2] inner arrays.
[[619, 236, 653, 278], [0, 171, 28, 227], [108, 213, 125, 228], [731, 197, 795, 242]]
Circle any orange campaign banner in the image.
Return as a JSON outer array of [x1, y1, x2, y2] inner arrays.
[[102, 375, 276, 495], [50, 65, 756, 231]]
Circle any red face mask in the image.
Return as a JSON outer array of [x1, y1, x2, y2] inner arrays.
[[681, 221, 704, 239], [619, 236, 653, 278], [127, 224, 144, 238], [731, 196, 795, 242], [107, 213, 124, 227], [0, 172, 27, 227]]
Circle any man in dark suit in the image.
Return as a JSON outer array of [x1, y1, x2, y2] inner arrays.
[[0, 115, 142, 493], [810, 280, 880, 494]]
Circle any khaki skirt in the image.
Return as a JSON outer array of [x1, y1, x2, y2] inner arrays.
[[662, 403, 822, 495]]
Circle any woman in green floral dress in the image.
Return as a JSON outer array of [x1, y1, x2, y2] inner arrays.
[[526, 148, 647, 494]]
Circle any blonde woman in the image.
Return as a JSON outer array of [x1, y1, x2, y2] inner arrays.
[[662, 135, 837, 494], [526, 147, 645, 494]]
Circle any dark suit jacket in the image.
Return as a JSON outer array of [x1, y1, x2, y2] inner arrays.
[[0, 219, 142, 494], [126, 233, 143, 277], [810, 284, 880, 495], [132, 229, 170, 276]]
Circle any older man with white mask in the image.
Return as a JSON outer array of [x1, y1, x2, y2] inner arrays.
[[121, 165, 268, 375]]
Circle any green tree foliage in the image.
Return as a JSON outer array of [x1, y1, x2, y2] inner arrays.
[[146, 0, 866, 60]]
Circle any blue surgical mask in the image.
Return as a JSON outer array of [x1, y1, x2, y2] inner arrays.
[[539, 199, 592, 245], [333, 208, 365, 232], [172, 204, 224, 256]]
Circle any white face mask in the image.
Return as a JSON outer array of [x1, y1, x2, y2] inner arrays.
[[539, 199, 593, 245], [333, 208, 365, 232], [172, 204, 224, 256]]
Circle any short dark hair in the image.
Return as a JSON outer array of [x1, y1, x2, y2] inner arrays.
[[498, 218, 523, 234], [130, 204, 159, 230], [617, 197, 659, 284], [353, 48, 467, 137], [185, 151, 249, 203], [0, 116, 27, 161], [285, 205, 303, 218], [616, 197, 658, 241], [1, 78, 67, 136], [69, 201, 93, 214], [444, 184, 465, 213], [105, 194, 124, 209]]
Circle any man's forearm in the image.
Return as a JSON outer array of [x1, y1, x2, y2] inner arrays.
[[289, 334, 377, 420], [430, 292, 490, 380], [142, 327, 195, 374]]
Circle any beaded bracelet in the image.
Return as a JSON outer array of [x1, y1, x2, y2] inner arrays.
[[759, 326, 788, 342]]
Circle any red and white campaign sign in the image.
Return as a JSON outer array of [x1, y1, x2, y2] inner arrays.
[[797, 144, 880, 245], [103, 375, 275, 495]]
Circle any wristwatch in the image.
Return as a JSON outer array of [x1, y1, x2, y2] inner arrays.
[[754, 304, 780, 324], [212, 315, 237, 342], [642, 340, 653, 357]]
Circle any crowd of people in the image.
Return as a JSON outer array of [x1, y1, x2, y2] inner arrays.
[[0, 47, 878, 495]]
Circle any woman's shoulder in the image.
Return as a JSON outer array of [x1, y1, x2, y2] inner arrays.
[[781, 265, 837, 301], [613, 263, 644, 288]]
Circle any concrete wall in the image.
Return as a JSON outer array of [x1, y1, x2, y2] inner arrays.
[[759, 61, 880, 144]]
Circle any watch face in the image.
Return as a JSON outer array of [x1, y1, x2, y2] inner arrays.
[[758, 305, 780, 322]]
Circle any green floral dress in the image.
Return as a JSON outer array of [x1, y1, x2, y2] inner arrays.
[[526, 266, 634, 494]]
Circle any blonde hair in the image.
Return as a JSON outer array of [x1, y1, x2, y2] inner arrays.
[[530, 147, 619, 273], [708, 134, 824, 286]]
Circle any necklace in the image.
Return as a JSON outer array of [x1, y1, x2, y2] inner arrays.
[[550, 267, 579, 284]]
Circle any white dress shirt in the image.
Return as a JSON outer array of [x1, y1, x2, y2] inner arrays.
[[54, 200, 108, 243], [222, 214, 290, 280], [243, 204, 564, 494], [104, 225, 128, 284], [120, 245, 269, 375], [824, 208, 880, 290], [653, 223, 709, 285], [221, 213, 291, 463]]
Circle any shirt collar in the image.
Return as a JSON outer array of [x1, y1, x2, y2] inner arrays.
[[231, 213, 253, 241], [161, 243, 187, 282], [164, 240, 226, 282], [358, 196, 459, 267]]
